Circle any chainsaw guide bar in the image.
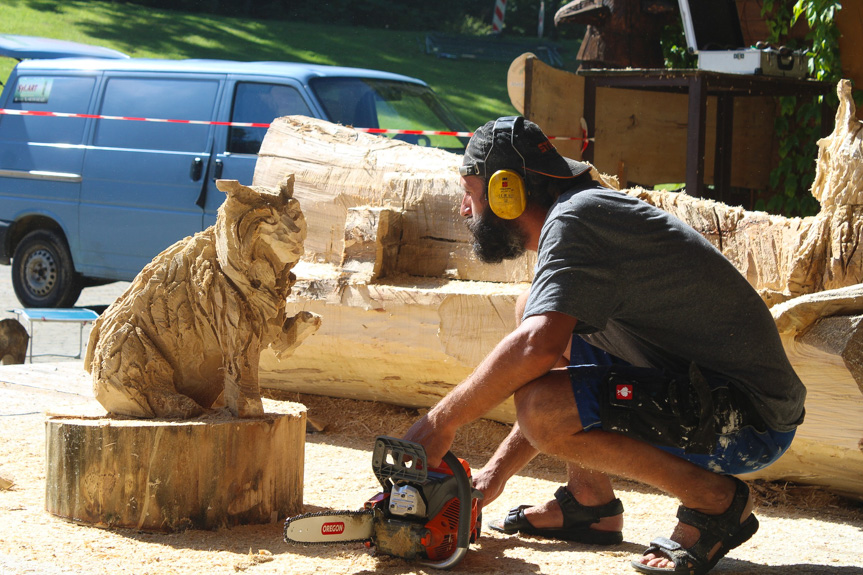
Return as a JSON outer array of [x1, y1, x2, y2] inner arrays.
[[284, 509, 375, 545]]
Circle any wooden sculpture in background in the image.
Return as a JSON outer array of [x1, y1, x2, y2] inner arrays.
[[252, 80, 863, 498], [0, 318, 29, 365], [85, 176, 321, 419], [554, 0, 678, 70]]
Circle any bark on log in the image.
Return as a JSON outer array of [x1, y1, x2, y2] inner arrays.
[[45, 405, 306, 531], [254, 80, 863, 497]]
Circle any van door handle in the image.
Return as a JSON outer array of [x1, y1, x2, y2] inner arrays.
[[213, 159, 223, 181], [190, 157, 204, 181]]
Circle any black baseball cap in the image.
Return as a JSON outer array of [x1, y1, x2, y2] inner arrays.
[[459, 116, 590, 181]]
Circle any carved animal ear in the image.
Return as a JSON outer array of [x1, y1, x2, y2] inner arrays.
[[279, 174, 296, 201], [215, 179, 260, 205], [216, 178, 293, 208]]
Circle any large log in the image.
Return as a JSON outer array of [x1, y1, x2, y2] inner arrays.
[[743, 285, 863, 498], [254, 118, 536, 284], [45, 405, 306, 531], [255, 81, 863, 497]]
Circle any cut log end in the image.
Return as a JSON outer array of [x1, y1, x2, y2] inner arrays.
[[45, 404, 306, 532]]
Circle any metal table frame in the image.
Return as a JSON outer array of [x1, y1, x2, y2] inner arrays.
[[580, 69, 833, 198], [10, 308, 100, 363]]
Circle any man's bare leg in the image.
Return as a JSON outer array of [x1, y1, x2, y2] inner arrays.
[[515, 371, 753, 569], [522, 463, 622, 534], [484, 289, 623, 534]]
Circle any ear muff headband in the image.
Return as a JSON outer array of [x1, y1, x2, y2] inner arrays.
[[487, 117, 528, 219]]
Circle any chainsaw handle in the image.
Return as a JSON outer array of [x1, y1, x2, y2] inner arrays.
[[420, 450, 471, 570]]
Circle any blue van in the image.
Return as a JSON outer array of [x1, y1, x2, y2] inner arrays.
[[0, 35, 468, 307]]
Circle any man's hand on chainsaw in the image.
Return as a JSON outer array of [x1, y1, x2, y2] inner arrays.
[[403, 412, 456, 468], [472, 466, 506, 508]]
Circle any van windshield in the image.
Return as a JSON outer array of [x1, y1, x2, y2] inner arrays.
[[309, 77, 468, 153]]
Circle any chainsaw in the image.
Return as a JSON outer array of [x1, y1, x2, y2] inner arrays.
[[284, 436, 482, 569]]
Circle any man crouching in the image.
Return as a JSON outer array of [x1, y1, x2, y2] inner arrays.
[[404, 116, 805, 575]]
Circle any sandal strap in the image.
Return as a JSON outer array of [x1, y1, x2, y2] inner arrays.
[[500, 505, 533, 531], [643, 536, 697, 571], [673, 477, 752, 563], [553, 485, 624, 528], [676, 477, 750, 541]]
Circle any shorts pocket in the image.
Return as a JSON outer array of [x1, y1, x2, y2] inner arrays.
[[598, 363, 716, 454]]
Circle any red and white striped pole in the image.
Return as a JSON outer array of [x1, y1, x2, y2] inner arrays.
[[492, 0, 507, 33], [538, 1, 545, 38]]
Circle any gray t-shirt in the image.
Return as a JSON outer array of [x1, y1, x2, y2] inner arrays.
[[523, 186, 806, 431]]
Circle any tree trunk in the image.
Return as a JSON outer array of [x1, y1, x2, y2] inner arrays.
[[45, 406, 306, 531], [746, 285, 863, 498]]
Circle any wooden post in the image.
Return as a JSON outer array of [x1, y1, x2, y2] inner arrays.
[[45, 405, 306, 532]]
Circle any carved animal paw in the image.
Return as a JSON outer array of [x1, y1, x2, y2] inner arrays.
[[271, 311, 322, 361]]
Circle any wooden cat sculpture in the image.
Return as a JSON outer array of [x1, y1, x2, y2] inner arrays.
[[85, 176, 320, 418]]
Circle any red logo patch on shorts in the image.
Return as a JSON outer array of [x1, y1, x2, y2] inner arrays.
[[616, 384, 633, 400]]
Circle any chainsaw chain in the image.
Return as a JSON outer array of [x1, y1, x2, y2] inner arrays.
[[283, 509, 374, 546]]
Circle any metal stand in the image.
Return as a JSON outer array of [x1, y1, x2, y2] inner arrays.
[[580, 69, 832, 199], [10, 308, 100, 363]]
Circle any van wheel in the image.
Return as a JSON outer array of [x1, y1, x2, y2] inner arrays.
[[12, 230, 83, 308]]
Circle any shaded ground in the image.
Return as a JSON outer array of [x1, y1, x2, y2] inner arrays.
[[1, 363, 861, 575]]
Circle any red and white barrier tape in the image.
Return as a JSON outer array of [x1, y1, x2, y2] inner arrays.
[[0, 107, 271, 128], [0, 107, 591, 144]]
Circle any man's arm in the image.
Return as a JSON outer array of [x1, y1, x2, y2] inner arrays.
[[472, 422, 539, 506], [403, 310, 577, 465]]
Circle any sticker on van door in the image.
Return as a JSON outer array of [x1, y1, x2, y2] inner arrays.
[[14, 78, 54, 103]]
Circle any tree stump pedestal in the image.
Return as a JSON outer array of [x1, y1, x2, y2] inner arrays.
[[45, 404, 306, 532]]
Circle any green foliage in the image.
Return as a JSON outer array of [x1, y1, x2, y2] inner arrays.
[[82, 0, 577, 40], [660, 18, 696, 69], [451, 14, 495, 36], [754, 0, 842, 217], [658, 1, 843, 217], [1, 0, 559, 128], [83, 0, 541, 34]]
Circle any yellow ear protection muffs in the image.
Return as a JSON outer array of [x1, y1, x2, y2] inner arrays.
[[488, 169, 527, 220], [487, 117, 528, 220]]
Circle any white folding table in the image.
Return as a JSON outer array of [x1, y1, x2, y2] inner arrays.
[[9, 308, 100, 363]]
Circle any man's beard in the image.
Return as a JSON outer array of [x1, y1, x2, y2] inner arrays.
[[466, 209, 527, 263]]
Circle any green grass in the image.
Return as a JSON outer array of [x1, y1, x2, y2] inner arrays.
[[0, 0, 582, 128]]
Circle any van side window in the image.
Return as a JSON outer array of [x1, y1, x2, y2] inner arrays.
[[228, 83, 312, 154], [1, 75, 95, 144], [312, 78, 379, 128], [94, 78, 219, 152]]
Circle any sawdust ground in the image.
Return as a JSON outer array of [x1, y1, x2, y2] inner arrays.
[[1, 369, 862, 575]]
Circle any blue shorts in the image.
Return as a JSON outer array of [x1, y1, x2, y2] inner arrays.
[[568, 339, 796, 475]]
